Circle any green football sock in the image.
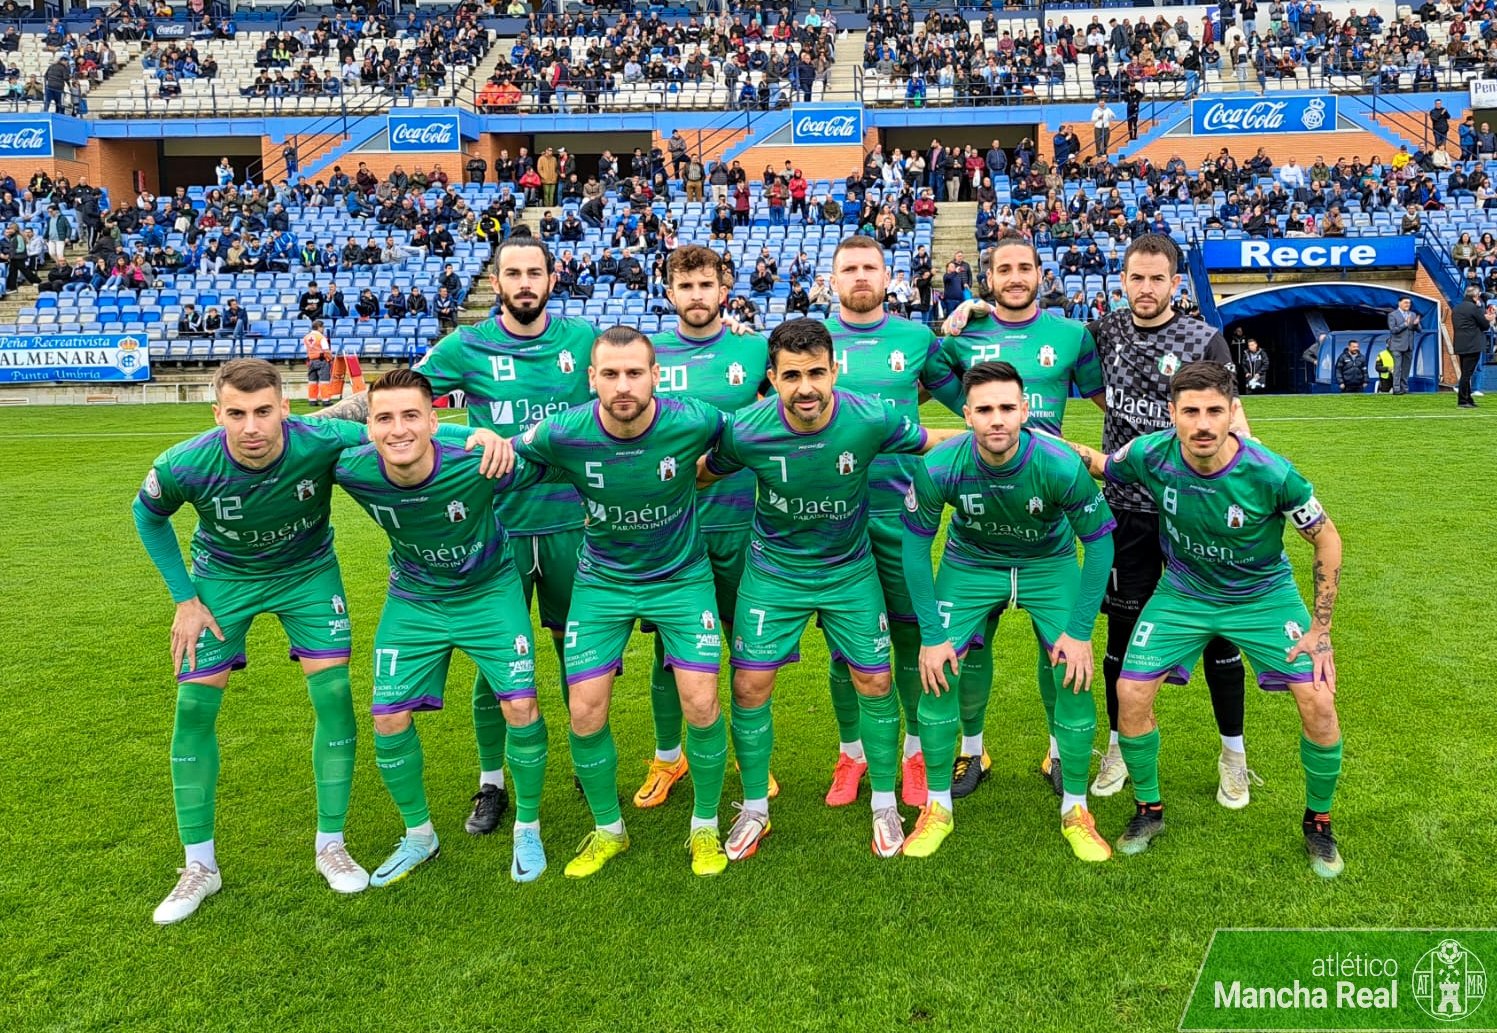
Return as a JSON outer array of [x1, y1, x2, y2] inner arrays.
[[1301, 736, 1343, 813], [569, 723, 621, 826], [649, 634, 684, 753], [1119, 728, 1162, 805], [730, 699, 774, 802], [685, 714, 729, 821], [472, 674, 506, 772], [171, 681, 223, 846], [551, 633, 571, 709], [1038, 653, 1058, 737], [918, 679, 960, 794], [958, 613, 1001, 737], [890, 621, 923, 738], [1049, 663, 1098, 798], [306, 666, 357, 834], [859, 690, 901, 793], [505, 715, 548, 824], [374, 724, 430, 829], [828, 660, 862, 743]]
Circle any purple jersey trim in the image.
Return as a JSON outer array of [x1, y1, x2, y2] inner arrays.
[[371, 695, 444, 715], [1119, 665, 1193, 686], [494, 685, 539, 700], [836, 311, 890, 333], [671, 324, 728, 347], [1257, 670, 1313, 693], [136, 492, 175, 517], [992, 310, 1041, 329], [776, 391, 840, 436], [178, 653, 247, 683], [566, 660, 625, 687], [288, 647, 353, 661], [1079, 519, 1118, 544], [1193, 434, 1248, 480], [729, 653, 801, 671], [901, 515, 938, 538], [830, 649, 892, 675], [952, 633, 986, 659], [888, 611, 918, 624], [663, 656, 721, 675], [220, 424, 289, 476], [1080, 385, 1105, 399], [378, 441, 443, 490]]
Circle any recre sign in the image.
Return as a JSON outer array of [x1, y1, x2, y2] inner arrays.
[[1201, 236, 1415, 270]]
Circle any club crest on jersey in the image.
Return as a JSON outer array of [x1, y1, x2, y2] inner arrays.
[[1038, 345, 1057, 368], [837, 451, 856, 475], [877, 613, 889, 632], [659, 456, 677, 481], [143, 469, 162, 499], [558, 350, 576, 374], [1226, 504, 1245, 529], [1158, 353, 1180, 377], [1027, 496, 1044, 516], [447, 500, 468, 522], [727, 362, 746, 386], [331, 594, 346, 615], [701, 610, 716, 631], [888, 350, 906, 373], [295, 478, 317, 502], [515, 634, 531, 656], [1284, 620, 1304, 641]]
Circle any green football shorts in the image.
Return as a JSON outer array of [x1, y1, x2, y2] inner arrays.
[[641, 527, 748, 637], [564, 559, 722, 687], [370, 568, 537, 715], [179, 559, 351, 682], [1120, 582, 1315, 691], [730, 556, 891, 674], [509, 527, 582, 630], [934, 553, 1082, 656], [868, 513, 916, 623]]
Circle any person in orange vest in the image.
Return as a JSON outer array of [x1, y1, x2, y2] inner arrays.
[[302, 319, 332, 406], [325, 324, 366, 404]]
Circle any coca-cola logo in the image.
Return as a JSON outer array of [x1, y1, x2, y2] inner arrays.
[[793, 109, 862, 143], [1195, 97, 1335, 134], [0, 125, 49, 154], [388, 117, 459, 150]]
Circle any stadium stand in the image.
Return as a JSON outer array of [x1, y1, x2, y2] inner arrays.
[[474, 9, 840, 113]]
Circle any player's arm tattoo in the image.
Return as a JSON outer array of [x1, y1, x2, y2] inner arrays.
[[1298, 517, 1342, 635], [314, 393, 370, 423], [1067, 440, 1108, 479]]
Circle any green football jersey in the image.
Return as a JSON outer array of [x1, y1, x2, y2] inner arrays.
[[334, 441, 550, 601], [651, 323, 769, 533], [706, 389, 928, 579], [1104, 430, 1325, 601], [417, 314, 596, 535], [903, 430, 1116, 566], [514, 395, 725, 584], [136, 416, 366, 580], [941, 309, 1103, 435], [823, 312, 962, 514]]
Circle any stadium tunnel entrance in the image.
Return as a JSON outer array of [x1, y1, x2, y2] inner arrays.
[[1216, 284, 1441, 394], [879, 125, 1043, 169], [158, 138, 263, 195]]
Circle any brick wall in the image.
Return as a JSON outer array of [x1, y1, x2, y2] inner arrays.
[[731, 143, 862, 182]]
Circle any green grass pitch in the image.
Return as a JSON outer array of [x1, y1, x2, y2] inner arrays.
[[2, 394, 1494, 1032]]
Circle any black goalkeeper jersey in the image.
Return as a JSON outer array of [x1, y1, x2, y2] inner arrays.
[[1088, 309, 1234, 513]]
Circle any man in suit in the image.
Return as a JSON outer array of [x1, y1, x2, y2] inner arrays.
[[1385, 297, 1420, 394], [1450, 286, 1493, 409]]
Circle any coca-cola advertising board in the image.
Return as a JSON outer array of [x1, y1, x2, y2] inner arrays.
[[1190, 95, 1337, 135], [0, 118, 53, 158], [789, 105, 864, 146], [386, 111, 461, 154]]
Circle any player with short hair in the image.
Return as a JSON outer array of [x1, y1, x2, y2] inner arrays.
[[938, 234, 1106, 799], [1070, 361, 1345, 877], [326, 236, 595, 836], [133, 359, 505, 924], [819, 235, 965, 810], [702, 318, 958, 861], [513, 326, 732, 878], [631, 244, 773, 808], [335, 369, 552, 885], [1087, 233, 1257, 809], [901, 362, 1116, 861]]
